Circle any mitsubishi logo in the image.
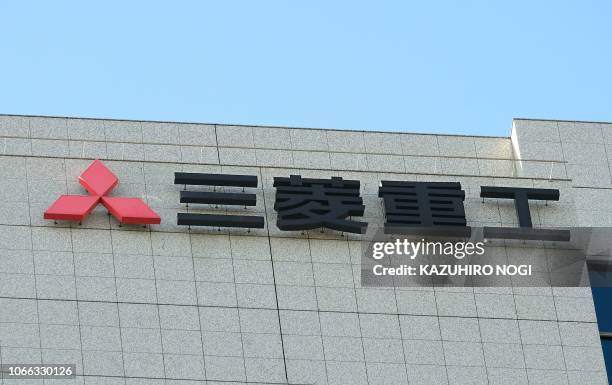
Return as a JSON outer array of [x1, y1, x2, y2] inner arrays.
[[44, 159, 161, 225]]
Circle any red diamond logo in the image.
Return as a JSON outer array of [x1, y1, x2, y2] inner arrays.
[[44, 159, 161, 225], [79, 159, 119, 196]]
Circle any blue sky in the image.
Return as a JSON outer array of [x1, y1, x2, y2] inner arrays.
[[1, 1, 611, 136]]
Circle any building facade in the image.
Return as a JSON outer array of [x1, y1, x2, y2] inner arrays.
[[0, 114, 610, 384]]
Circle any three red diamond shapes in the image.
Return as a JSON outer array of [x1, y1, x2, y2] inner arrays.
[[44, 159, 161, 225]]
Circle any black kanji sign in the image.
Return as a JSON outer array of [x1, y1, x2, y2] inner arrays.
[[379, 181, 470, 237], [174, 172, 264, 229], [273, 175, 367, 234], [480, 186, 569, 241], [169, 171, 566, 241]]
